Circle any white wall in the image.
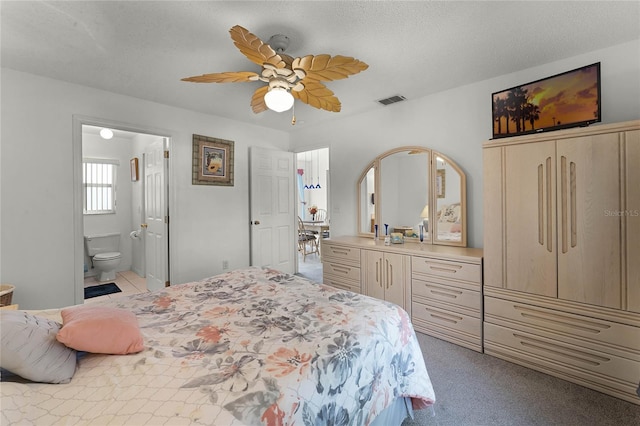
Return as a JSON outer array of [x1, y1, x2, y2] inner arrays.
[[290, 40, 640, 248], [1, 69, 290, 309]]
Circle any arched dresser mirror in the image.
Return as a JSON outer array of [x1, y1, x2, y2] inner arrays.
[[357, 146, 467, 247]]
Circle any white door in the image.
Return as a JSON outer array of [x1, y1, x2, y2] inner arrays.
[[143, 139, 169, 291], [249, 147, 295, 274]]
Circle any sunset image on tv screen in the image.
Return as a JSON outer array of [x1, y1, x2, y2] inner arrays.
[[492, 63, 600, 138]]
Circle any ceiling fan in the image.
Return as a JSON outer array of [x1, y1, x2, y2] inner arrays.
[[181, 25, 369, 116]]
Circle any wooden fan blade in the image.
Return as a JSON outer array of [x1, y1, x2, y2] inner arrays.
[[292, 80, 341, 112], [181, 71, 259, 83], [251, 86, 269, 114], [279, 53, 294, 69], [229, 25, 287, 69], [292, 54, 368, 82]]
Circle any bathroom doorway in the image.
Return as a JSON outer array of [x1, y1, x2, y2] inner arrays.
[[74, 117, 171, 302]]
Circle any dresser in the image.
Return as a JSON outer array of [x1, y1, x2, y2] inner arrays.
[[483, 120, 640, 404], [322, 236, 484, 352]]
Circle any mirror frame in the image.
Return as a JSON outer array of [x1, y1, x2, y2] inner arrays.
[[356, 146, 467, 247]]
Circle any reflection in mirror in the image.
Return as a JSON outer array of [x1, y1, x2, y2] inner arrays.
[[357, 146, 467, 247], [380, 150, 429, 240], [359, 167, 375, 234], [434, 155, 464, 244]]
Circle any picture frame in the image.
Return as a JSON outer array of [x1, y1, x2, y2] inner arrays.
[[192, 134, 234, 186], [436, 169, 446, 198], [130, 157, 139, 182]]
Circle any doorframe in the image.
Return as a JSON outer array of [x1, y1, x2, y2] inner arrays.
[[72, 115, 173, 304]]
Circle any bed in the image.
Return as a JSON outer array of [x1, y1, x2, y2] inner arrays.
[[1, 267, 435, 425]]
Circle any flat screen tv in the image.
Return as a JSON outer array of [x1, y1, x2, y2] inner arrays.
[[492, 62, 601, 139]]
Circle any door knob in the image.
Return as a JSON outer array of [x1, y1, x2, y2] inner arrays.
[[253, 220, 260, 225], [141, 223, 148, 229]]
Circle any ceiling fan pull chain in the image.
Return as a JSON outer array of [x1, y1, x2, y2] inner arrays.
[[291, 101, 296, 126]]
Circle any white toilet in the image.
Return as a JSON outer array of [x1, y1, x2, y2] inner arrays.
[[85, 233, 122, 282]]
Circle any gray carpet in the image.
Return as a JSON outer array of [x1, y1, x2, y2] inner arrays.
[[404, 333, 640, 426]]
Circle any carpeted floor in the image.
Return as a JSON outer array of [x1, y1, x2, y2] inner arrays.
[[403, 333, 640, 426]]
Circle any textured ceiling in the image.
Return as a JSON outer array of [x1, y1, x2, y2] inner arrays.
[[2, 1, 639, 132]]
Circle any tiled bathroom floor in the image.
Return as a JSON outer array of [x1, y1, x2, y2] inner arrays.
[[83, 270, 148, 303]]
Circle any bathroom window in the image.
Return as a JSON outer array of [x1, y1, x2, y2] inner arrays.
[[83, 158, 118, 214]]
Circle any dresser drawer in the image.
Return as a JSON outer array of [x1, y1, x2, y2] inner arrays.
[[413, 278, 481, 317], [322, 261, 361, 282], [322, 243, 361, 265], [484, 323, 640, 393], [485, 296, 640, 355], [412, 256, 481, 284], [412, 301, 482, 344]]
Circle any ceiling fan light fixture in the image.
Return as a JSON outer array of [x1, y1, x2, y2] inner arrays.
[[264, 87, 294, 112]]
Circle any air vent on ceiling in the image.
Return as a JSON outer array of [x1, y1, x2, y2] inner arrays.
[[377, 95, 406, 106]]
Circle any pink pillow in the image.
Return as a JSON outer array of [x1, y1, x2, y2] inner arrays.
[[56, 306, 144, 354]]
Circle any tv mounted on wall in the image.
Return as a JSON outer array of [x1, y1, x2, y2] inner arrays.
[[492, 62, 601, 139]]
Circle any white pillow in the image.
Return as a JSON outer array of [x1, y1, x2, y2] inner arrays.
[[1, 310, 77, 384]]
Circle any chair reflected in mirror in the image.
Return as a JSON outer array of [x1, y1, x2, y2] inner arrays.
[[316, 208, 329, 238], [298, 216, 319, 261]]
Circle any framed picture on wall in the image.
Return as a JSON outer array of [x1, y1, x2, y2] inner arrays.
[[130, 157, 139, 182], [192, 134, 235, 186]]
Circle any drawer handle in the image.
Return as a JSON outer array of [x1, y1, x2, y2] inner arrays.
[[331, 248, 351, 255], [331, 265, 352, 275], [429, 312, 463, 324], [430, 289, 462, 299], [429, 266, 460, 274], [426, 263, 462, 274]]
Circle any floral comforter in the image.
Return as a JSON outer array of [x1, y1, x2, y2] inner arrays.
[[2, 267, 435, 425]]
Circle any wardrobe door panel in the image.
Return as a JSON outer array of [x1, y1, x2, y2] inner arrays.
[[626, 130, 640, 313], [557, 134, 622, 309], [483, 147, 504, 288], [504, 141, 557, 297]]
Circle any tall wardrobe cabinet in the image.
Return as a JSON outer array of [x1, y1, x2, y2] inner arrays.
[[483, 120, 640, 404]]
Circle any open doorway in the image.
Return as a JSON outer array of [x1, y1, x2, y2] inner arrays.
[[295, 147, 329, 282], [74, 118, 170, 303]]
